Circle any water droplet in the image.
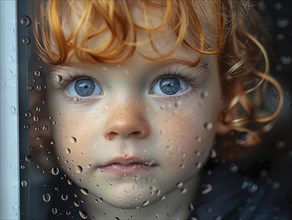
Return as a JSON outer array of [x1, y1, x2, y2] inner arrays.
[[36, 85, 42, 91], [276, 141, 286, 149], [67, 179, 72, 185], [201, 184, 213, 194], [274, 2, 283, 10], [10, 106, 16, 113], [21, 181, 28, 187], [20, 165, 25, 169], [242, 180, 258, 193], [43, 193, 51, 202], [51, 167, 59, 175], [176, 182, 183, 188], [21, 37, 30, 45], [189, 203, 194, 211], [180, 188, 187, 194], [195, 137, 202, 143], [24, 111, 32, 117], [235, 132, 250, 145], [27, 85, 33, 91], [204, 122, 213, 130], [277, 18, 290, 28], [52, 208, 58, 215], [70, 137, 77, 143], [66, 211, 71, 215], [20, 15, 31, 27], [80, 188, 89, 196], [76, 165, 83, 173], [142, 200, 150, 206], [61, 194, 68, 201], [34, 70, 41, 77], [280, 55, 292, 65], [66, 148, 71, 154], [230, 163, 239, 172], [209, 149, 217, 158], [272, 182, 280, 190], [25, 155, 32, 162], [33, 115, 40, 122], [195, 162, 202, 169], [201, 91, 209, 98], [42, 125, 48, 130], [79, 210, 88, 219]]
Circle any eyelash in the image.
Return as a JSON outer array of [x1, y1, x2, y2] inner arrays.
[[154, 68, 200, 100], [56, 68, 200, 103]]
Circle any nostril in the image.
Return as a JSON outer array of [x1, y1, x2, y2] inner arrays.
[[106, 131, 119, 140]]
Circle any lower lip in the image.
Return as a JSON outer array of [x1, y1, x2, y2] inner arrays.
[[98, 163, 157, 174]]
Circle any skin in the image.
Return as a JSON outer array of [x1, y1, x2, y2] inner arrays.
[[46, 49, 222, 219], [45, 3, 223, 219]]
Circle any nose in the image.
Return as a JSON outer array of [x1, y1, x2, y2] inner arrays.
[[103, 106, 150, 140]]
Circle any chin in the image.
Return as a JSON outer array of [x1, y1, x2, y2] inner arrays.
[[96, 185, 161, 209]]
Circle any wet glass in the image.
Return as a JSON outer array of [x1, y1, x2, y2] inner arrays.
[[18, 1, 291, 219]]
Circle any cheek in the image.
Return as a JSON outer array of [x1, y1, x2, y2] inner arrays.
[[152, 102, 217, 169]]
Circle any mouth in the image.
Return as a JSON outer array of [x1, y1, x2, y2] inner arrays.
[[97, 156, 158, 174]]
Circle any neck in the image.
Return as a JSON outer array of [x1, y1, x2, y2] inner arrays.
[[82, 174, 201, 220]]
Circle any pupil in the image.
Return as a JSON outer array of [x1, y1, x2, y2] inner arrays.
[[75, 79, 95, 97], [159, 77, 180, 95]]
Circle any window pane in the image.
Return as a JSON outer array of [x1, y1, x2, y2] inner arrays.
[[18, 1, 292, 219]]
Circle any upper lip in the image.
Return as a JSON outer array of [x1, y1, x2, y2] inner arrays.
[[98, 156, 157, 167]]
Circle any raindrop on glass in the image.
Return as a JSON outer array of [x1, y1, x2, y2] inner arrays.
[[61, 194, 68, 201], [21, 37, 30, 45], [79, 210, 88, 219], [142, 200, 150, 206], [24, 111, 32, 118], [10, 106, 16, 113], [235, 132, 249, 145], [20, 15, 31, 27], [80, 188, 89, 196], [241, 180, 258, 193], [276, 141, 286, 149], [25, 155, 32, 162], [34, 70, 41, 77], [204, 122, 213, 130], [33, 115, 40, 122], [21, 180, 28, 187], [66, 148, 71, 154], [280, 55, 292, 65], [20, 165, 25, 169], [195, 162, 202, 169], [52, 208, 58, 215], [70, 137, 77, 143], [51, 167, 59, 176], [43, 193, 51, 202], [277, 18, 290, 28], [230, 163, 239, 172], [176, 182, 183, 188], [180, 188, 187, 194], [201, 91, 209, 98], [201, 184, 213, 194], [76, 165, 83, 173]]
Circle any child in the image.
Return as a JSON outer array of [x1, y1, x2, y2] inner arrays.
[[29, 0, 291, 219]]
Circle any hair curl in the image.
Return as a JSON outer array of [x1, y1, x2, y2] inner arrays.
[[31, 0, 283, 154]]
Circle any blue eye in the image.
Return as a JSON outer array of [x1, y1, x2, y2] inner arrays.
[[67, 78, 103, 97], [151, 76, 189, 96]]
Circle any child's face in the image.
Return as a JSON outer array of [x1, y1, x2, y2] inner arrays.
[[46, 48, 222, 208], [45, 4, 223, 209]]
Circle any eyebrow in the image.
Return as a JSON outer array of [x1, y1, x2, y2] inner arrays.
[[160, 56, 209, 70]]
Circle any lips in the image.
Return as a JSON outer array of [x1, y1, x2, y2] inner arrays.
[[97, 156, 158, 174]]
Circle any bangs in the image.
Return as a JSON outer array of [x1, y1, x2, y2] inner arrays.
[[33, 0, 223, 65]]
